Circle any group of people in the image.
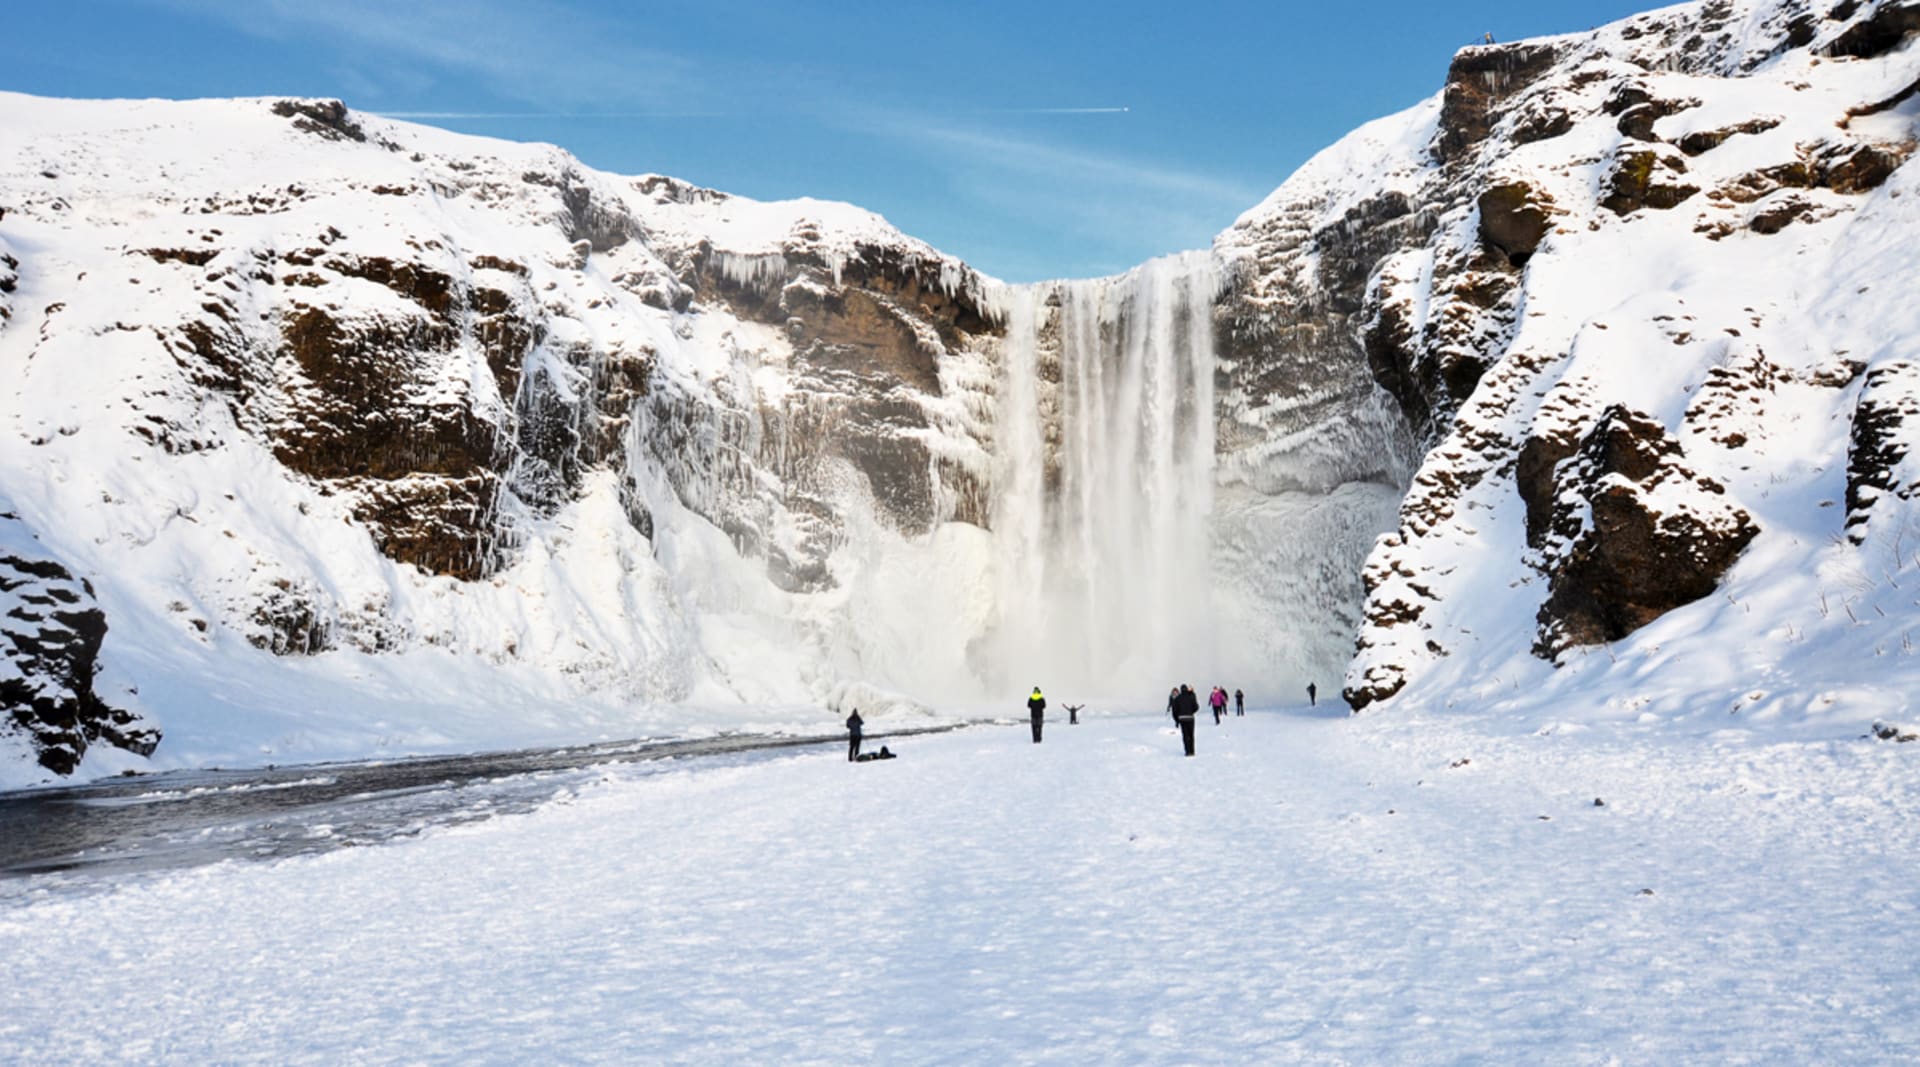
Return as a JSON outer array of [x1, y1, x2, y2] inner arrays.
[[1025, 687, 1083, 742], [1164, 684, 1243, 756], [846, 679, 1322, 764]]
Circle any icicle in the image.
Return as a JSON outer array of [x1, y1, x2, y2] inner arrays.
[[712, 250, 789, 294]]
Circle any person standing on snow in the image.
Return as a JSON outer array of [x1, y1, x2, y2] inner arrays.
[[846, 708, 864, 762], [1307, 682, 1317, 707], [1234, 689, 1245, 717], [1027, 686, 1047, 744], [1065, 703, 1084, 725], [1173, 684, 1199, 757], [1210, 686, 1227, 724]]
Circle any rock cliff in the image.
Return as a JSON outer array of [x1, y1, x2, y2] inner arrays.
[[1226, 0, 1920, 714]]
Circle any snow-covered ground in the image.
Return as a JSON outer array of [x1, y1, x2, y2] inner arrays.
[[5, 705, 1915, 1064]]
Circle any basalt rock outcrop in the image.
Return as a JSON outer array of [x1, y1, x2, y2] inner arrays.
[[0, 509, 157, 774], [1521, 406, 1759, 657]]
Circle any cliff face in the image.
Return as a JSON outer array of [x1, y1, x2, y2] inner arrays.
[[1210, 0, 1919, 716]]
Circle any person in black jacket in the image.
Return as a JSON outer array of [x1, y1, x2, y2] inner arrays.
[[846, 708, 864, 762], [1234, 688, 1244, 716], [1172, 684, 1199, 757], [1027, 686, 1046, 743]]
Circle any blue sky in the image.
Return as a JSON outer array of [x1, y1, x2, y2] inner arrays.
[[6, 1, 1656, 281]]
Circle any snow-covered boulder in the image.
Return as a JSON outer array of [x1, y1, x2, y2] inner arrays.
[[1523, 404, 1760, 658]]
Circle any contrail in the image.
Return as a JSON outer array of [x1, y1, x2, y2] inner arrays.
[[991, 107, 1131, 114]]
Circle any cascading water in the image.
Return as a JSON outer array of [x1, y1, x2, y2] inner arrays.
[[987, 252, 1221, 699]]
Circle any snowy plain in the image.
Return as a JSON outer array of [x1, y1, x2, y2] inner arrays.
[[4, 704, 1916, 1064]]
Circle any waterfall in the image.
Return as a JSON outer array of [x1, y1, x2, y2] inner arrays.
[[987, 252, 1221, 699]]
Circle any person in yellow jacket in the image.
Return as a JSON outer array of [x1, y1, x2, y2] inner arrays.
[[1027, 686, 1046, 743]]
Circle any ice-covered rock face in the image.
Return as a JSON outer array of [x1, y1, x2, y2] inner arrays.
[[1263, 0, 1920, 716]]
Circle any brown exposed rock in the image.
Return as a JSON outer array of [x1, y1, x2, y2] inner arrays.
[[324, 255, 457, 320], [1476, 182, 1553, 265], [1821, 140, 1911, 194], [1844, 73, 1920, 124], [350, 475, 501, 581], [1709, 160, 1817, 204], [671, 239, 999, 549], [1508, 102, 1575, 146], [1, 251, 18, 320], [781, 285, 942, 395], [270, 301, 507, 578], [269, 99, 366, 143], [1601, 148, 1700, 214], [1677, 116, 1783, 156], [1822, 0, 1920, 59], [1748, 192, 1825, 233], [1433, 41, 1568, 162], [521, 167, 634, 253], [1515, 429, 1579, 547], [1605, 83, 1701, 141], [138, 246, 220, 267], [1529, 405, 1759, 657], [1844, 361, 1920, 542]]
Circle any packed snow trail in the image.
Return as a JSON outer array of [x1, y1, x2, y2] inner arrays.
[[2, 709, 1916, 1063]]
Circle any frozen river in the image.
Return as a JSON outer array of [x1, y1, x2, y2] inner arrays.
[[0, 723, 969, 890]]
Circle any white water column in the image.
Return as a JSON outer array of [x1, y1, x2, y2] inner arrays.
[[989, 252, 1220, 699]]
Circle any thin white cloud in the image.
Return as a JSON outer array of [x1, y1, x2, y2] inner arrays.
[[984, 107, 1133, 115], [871, 115, 1262, 207], [146, 0, 697, 108]]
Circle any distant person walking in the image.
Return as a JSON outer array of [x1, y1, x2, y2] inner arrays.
[[1307, 682, 1317, 707], [846, 708, 864, 762], [1234, 689, 1245, 717], [1028, 686, 1047, 743], [1173, 684, 1199, 757], [1210, 686, 1227, 724]]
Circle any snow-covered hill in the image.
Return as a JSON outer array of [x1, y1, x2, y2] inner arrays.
[[1216, 0, 1920, 731], [2, 0, 1917, 786]]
